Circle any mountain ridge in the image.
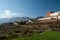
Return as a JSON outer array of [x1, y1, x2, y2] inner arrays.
[[0, 17, 31, 24]]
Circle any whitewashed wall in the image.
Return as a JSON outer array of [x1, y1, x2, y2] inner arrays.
[[38, 16, 60, 20], [50, 11, 60, 16]]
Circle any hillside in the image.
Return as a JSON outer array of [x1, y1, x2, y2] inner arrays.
[[0, 20, 60, 40]]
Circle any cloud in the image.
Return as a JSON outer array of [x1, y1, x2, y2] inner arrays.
[[0, 10, 22, 18]]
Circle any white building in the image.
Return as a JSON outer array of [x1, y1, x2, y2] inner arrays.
[[38, 11, 60, 21], [50, 11, 60, 16]]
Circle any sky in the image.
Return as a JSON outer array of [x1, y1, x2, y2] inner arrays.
[[0, 0, 60, 18]]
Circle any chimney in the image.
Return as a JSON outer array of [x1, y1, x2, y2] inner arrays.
[[46, 11, 53, 17]]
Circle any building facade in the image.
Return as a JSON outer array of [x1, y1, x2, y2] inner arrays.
[[38, 11, 60, 21]]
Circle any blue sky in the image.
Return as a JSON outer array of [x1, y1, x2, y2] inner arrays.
[[0, 0, 60, 18]]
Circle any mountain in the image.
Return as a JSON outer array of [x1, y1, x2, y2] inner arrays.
[[0, 17, 31, 24]]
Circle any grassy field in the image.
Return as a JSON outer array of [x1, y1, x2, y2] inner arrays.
[[13, 31, 60, 40]]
